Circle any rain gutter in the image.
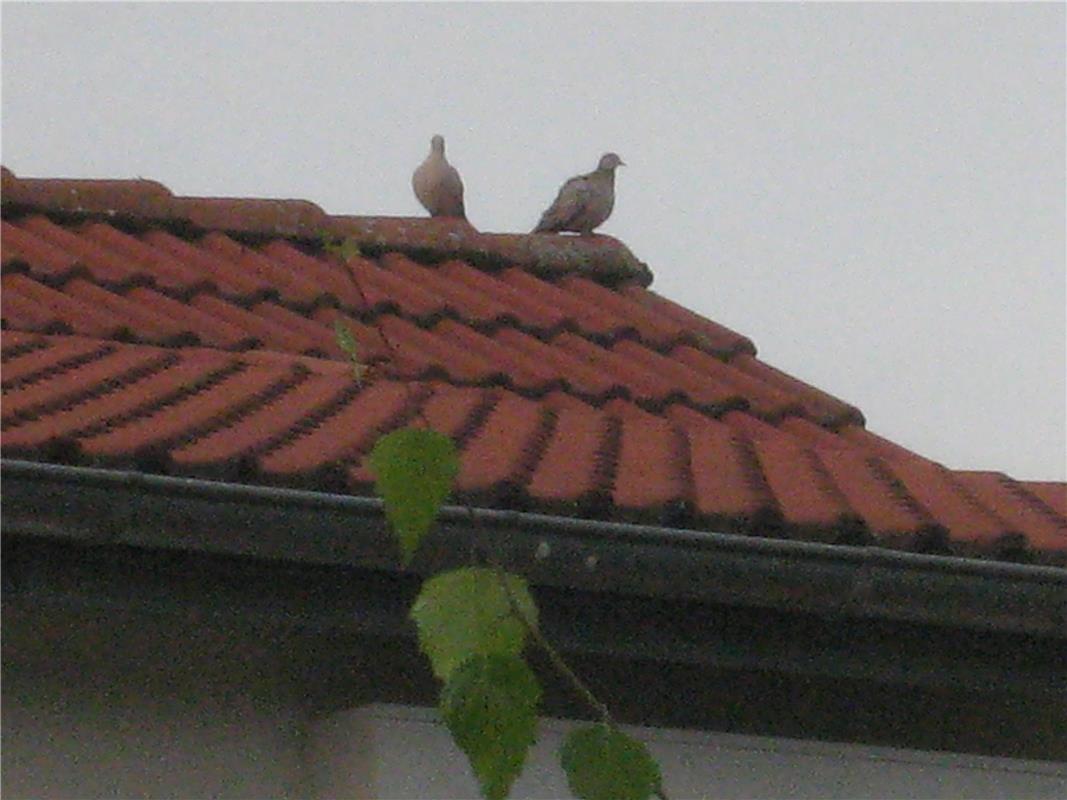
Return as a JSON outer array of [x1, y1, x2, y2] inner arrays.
[[2, 459, 1065, 637]]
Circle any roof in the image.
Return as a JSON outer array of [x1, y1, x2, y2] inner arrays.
[[2, 167, 1065, 566]]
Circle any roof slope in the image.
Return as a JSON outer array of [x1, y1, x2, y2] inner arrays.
[[2, 168, 1064, 565]]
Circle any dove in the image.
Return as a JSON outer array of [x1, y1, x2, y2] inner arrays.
[[412, 135, 466, 219], [532, 153, 624, 234]]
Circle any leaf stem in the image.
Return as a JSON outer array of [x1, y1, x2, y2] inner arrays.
[[332, 237, 670, 800], [328, 239, 433, 430], [491, 564, 613, 728], [495, 565, 673, 800]]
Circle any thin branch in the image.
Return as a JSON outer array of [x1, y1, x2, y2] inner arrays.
[[329, 236, 670, 800], [328, 240, 431, 429], [491, 563, 613, 727], [493, 562, 672, 800]]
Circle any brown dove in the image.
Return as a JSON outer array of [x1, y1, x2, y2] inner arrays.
[[532, 153, 624, 234], [412, 135, 466, 219]]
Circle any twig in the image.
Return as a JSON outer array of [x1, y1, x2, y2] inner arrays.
[[328, 239, 431, 428], [329, 237, 669, 800], [493, 560, 672, 800], [491, 562, 613, 727]]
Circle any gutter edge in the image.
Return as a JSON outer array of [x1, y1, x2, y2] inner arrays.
[[3, 459, 1065, 637]]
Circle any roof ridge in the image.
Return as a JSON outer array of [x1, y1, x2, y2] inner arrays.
[[1, 166, 653, 287]]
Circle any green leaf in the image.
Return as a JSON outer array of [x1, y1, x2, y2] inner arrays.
[[333, 319, 367, 383], [368, 428, 458, 564], [560, 724, 662, 800], [337, 237, 362, 261], [440, 653, 541, 800], [411, 567, 538, 681], [334, 318, 359, 357], [322, 234, 362, 262]]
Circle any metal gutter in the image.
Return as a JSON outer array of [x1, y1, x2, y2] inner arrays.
[[3, 459, 1065, 636]]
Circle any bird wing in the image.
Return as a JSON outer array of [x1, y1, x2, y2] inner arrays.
[[533, 173, 594, 232], [439, 164, 466, 219]]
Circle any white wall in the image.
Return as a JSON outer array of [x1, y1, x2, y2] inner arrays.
[[5, 678, 1064, 800], [311, 704, 1067, 800]]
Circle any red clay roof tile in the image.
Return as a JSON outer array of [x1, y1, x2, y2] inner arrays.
[[351, 256, 446, 317], [612, 340, 745, 411], [3, 347, 169, 422], [252, 302, 351, 356], [172, 196, 329, 236], [731, 355, 864, 426], [810, 446, 929, 535], [2, 350, 225, 449], [667, 405, 769, 519], [2, 333, 114, 388], [78, 363, 292, 458], [671, 346, 804, 420], [952, 472, 1067, 552], [64, 279, 193, 344], [877, 456, 1011, 546], [1, 287, 71, 334], [1, 172, 175, 218], [619, 285, 756, 356], [498, 268, 637, 340], [3, 169, 1063, 565], [141, 230, 276, 300], [778, 416, 854, 449], [433, 320, 566, 391], [374, 316, 504, 383], [613, 413, 689, 510], [4, 273, 129, 339], [190, 295, 323, 354], [419, 382, 491, 440], [200, 232, 330, 308], [259, 381, 414, 476], [307, 307, 391, 361], [125, 286, 259, 349], [17, 215, 146, 286], [347, 382, 493, 487], [381, 253, 518, 326], [1024, 482, 1067, 519], [437, 260, 571, 330], [77, 222, 213, 294], [559, 275, 690, 347], [839, 427, 941, 465], [457, 392, 549, 494], [489, 329, 619, 400], [2, 219, 81, 276], [172, 371, 353, 468], [259, 239, 365, 306], [744, 422, 853, 529], [527, 403, 609, 503], [556, 333, 683, 403]]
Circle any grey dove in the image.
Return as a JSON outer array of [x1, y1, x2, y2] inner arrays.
[[532, 153, 624, 234], [412, 135, 466, 219]]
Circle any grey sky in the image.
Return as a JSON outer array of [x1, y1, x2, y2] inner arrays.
[[3, 2, 1064, 481]]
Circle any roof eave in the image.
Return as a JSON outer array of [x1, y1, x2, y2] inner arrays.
[[2, 458, 1065, 638]]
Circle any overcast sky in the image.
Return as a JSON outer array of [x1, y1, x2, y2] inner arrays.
[[2, 2, 1064, 481]]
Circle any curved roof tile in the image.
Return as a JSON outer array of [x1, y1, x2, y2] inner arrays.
[[2, 168, 1063, 565]]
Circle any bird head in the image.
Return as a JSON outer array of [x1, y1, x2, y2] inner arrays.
[[598, 153, 625, 170], [431, 135, 446, 154]]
